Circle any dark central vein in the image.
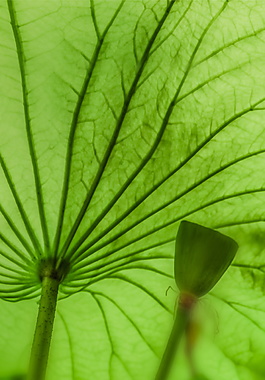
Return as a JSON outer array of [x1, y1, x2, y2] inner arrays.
[[7, 0, 50, 253], [53, 0, 125, 257], [59, 0, 177, 260], [67, 0, 229, 265]]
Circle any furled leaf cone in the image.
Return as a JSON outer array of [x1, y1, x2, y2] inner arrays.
[[175, 221, 238, 298]]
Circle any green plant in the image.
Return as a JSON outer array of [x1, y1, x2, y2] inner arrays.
[[1, 0, 265, 379], [155, 221, 238, 380]]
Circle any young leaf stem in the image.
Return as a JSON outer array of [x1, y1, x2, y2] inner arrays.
[[27, 275, 59, 380], [155, 293, 196, 380]]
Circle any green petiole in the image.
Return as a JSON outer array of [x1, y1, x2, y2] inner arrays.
[[27, 275, 59, 380], [155, 301, 191, 380]]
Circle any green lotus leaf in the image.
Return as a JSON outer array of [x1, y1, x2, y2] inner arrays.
[[1, 0, 265, 379]]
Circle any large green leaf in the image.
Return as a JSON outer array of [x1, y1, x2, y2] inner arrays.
[[1, 0, 265, 379]]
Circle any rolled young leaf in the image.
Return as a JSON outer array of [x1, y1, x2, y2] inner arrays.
[[175, 221, 238, 297], [156, 221, 238, 380]]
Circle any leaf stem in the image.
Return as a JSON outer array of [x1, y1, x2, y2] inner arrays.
[[155, 305, 189, 380], [27, 275, 59, 380]]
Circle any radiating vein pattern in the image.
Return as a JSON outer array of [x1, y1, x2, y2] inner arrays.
[[1, 0, 265, 378], [0, 0, 264, 292]]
